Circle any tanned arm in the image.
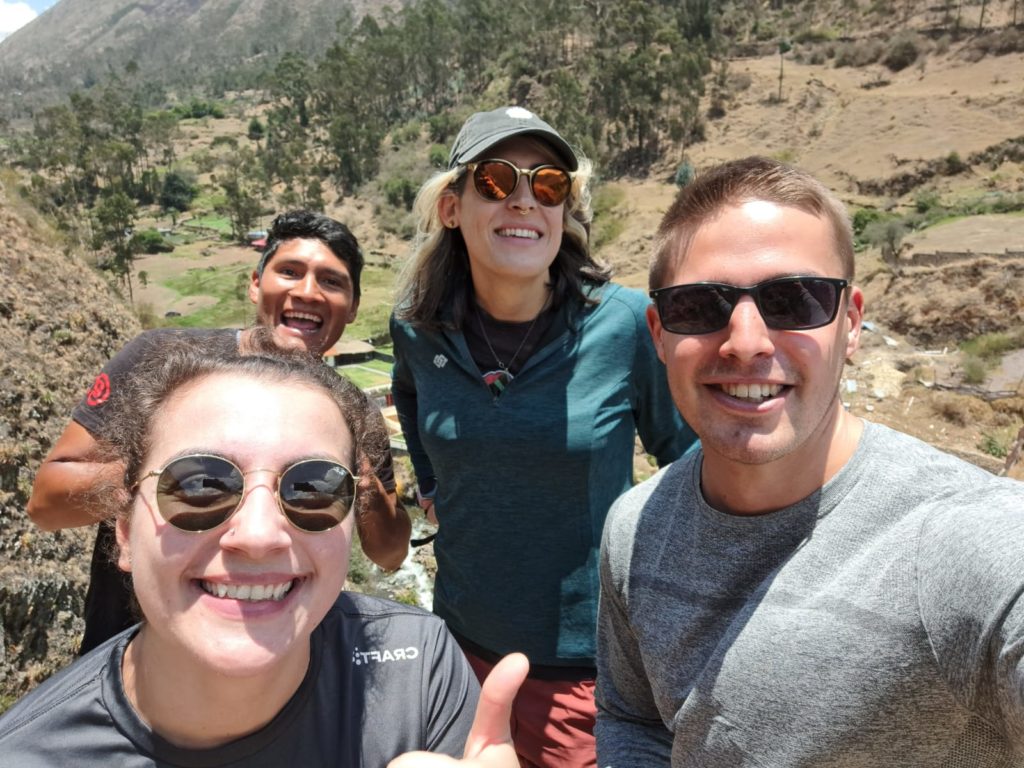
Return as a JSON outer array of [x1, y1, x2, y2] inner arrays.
[[27, 421, 124, 531], [354, 464, 412, 572]]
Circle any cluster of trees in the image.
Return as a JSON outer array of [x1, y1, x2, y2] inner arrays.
[[261, 0, 717, 193], [6, 0, 723, 298], [11, 79, 200, 299]]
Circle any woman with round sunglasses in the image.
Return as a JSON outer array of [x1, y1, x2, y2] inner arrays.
[[0, 335, 528, 768], [390, 106, 698, 767]]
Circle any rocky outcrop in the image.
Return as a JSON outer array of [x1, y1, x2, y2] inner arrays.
[[0, 182, 140, 702]]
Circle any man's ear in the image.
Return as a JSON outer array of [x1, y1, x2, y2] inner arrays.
[[437, 191, 459, 230], [844, 286, 865, 359], [346, 297, 360, 324], [646, 304, 668, 365], [248, 270, 261, 306], [116, 515, 132, 574]]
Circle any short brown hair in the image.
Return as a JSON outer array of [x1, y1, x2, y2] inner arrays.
[[650, 156, 855, 290]]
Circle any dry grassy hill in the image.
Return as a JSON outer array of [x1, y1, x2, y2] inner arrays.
[[0, 176, 140, 705]]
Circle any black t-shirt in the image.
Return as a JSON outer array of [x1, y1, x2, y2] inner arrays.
[[0, 593, 478, 767], [71, 328, 397, 653]]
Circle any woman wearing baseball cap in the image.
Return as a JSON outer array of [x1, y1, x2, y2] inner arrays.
[[390, 106, 697, 767]]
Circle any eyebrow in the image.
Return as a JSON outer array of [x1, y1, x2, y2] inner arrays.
[[148, 449, 346, 470]]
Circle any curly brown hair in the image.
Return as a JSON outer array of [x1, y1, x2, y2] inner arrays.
[[91, 328, 390, 524]]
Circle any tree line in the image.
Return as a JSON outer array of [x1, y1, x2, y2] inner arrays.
[[261, 0, 715, 195], [5, 0, 719, 297]]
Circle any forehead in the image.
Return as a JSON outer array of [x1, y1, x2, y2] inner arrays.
[[671, 201, 844, 284], [266, 238, 350, 274], [148, 373, 352, 467]]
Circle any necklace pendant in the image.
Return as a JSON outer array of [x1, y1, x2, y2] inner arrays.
[[483, 368, 514, 396]]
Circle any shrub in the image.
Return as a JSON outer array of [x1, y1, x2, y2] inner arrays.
[[862, 218, 905, 264], [883, 34, 920, 72], [932, 391, 991, 425], [247, 117, 265, 142], [978, 433, 1009, 459], [674, 161, 695, 188], [834, 39, 884, 68], [160, 170, 198, 212], [391, 121, 422, 146], [795, 28, 834, 44], [383, 177, 417, 211], [131, 229, 174, 254], [852, 207, 884, 240], [914, 190, 941, 214], [940, 151, 967, 176], [961, 355, 987, 385], [427, 112, 462, 144], [428, 144, 448, 168]]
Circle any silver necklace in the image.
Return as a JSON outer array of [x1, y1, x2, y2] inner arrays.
[[475, 296, 547, 392]]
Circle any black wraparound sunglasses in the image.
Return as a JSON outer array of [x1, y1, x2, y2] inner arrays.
[[465, 159, 572, 207], [650, 276, 849, 335], [134, 454, 357, 533]]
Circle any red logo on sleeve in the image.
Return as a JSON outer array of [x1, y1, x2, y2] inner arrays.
[[86, 373, 111, 406]]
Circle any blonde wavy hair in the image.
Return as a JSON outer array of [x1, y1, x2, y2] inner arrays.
[[395, 147, 610, 330]]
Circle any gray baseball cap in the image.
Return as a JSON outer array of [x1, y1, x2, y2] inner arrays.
[[447, 106, 578, 172]]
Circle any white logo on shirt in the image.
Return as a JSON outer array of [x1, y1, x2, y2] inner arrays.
[[352, 645, 420, 665], [433, 354, 448, 369]]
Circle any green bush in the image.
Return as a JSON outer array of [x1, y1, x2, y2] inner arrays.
[[383, 177, 418, 211], [131, 229, 174, 254], [674, 161, 695, 188], [427, 112, 462, 144], [978, 433, 1008, 459], [392, 121, 422, 146], [914, 190, 941, 214], [428, 144, 448, 168], [247, 117, 265, 141], [852, 208, 884, 239]]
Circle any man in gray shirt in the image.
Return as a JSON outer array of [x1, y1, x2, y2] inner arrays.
[[595, 156, 1024, 767]]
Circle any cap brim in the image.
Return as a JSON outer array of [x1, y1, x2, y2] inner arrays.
[[454, 129, 578, 172]]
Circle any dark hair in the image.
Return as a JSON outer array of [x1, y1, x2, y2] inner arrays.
[[650, 156, 855, 290], [258, 210, 365, 299], [93, 329, 388, 522]]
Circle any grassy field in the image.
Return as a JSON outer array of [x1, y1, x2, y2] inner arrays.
[[337, 359, 393, 389], [152, 257, 398, 340]]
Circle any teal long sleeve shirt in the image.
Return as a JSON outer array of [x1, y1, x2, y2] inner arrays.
[[390, 283, 697, 666]]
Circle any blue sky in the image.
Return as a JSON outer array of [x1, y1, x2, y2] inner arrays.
[[0, 0, 58, 40]]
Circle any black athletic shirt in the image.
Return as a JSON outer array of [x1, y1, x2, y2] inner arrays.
[[0, 593, 478, 766]]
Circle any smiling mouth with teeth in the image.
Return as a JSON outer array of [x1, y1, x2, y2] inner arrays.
[[200, 580, 295, 602], [282, 311, 323, 331], [720, 383, 785, 402], [496, 227, 540, 240]]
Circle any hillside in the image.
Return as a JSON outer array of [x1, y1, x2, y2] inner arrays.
[[0, 176, 140, 704], [0, 0, 396, 113]]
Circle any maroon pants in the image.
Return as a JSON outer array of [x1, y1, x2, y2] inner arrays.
[[462, 649, 597, 768]]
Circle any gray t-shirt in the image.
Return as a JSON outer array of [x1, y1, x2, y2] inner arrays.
[[0, 592, 478, 767], [596, 421, 1024, 767]]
